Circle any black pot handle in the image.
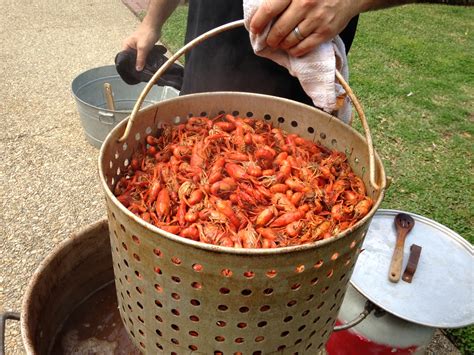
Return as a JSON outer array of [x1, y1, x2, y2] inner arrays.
[[0, 312, 20, 355]]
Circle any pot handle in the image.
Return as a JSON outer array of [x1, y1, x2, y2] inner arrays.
[[118, 19, 383, 192], [0, 311, 20, 355], [332, 299, 377, 332]]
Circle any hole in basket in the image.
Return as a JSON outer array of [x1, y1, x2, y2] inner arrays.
[[331, 252, 339, 261], [189, 330, 199, 337], [155, 299, 163, 308], [302, 310, 310, 317], [281, 331, 290, 337], [171, 309, 180, 316], [116, 167, 121, 176], [313, 316, 320, 324], [137, 301, 143, 309], [121, 242, 127, 251], [138, 328, 144, 336], [244, 271, 255, 278], [287, 300, 297, 307], [126, 290, 131, 297], [257, 320, 267, 327], [306, 343, 313, 350], [317, 301, 325, 309], [295, 264, 305, 273], [311, 277, 319, 286], [321, 286, 330, 294], [139, 341, 145, 348], [326, 317, 333, 325], [218, 304, 228, 311], [277, 345, 286, 351], [335, 289, 341, 299], [171, 276, 181, 283], [239, 306, 250, 313], [232, 111, 239, 116], [320, 132, 326, 139], [133, 253, 141, 262], [264, 114, 271, 121], [171, 324, 179, 331], [200, 111, 207, 117], [171, 256, 182, 265], [306, 294, 314, 301], [221, 268, 233, 277], [124, 275, 130, 283], [246, 111, 254, 117], [155, 314, 163, 322], [260, 305, 270, 312], [339, 273, 346, 281], [127, 304, 132, 312], [331, 138, 338, 146], [263, 288, 273, 296], [190, 315, 200, 322], [255, 336, 265, 342], [216, 320, 226, 327], [330, 303, 337, 311], [171, 338, 179, 345], [307, 126, 315, 134], [145, 126, 152, 135], [266, 269, 277, 278], [132, 235, 140, 244], [277, 116, 285, 123], [192, 281, 202, 289], [154, 284, 163, 292], [291, 283, 302, 290], [215, 335, 225, 342], [220, 287, 230, 294], [350, 240, 357, 249], [189, 345, 198, 351], [136, 286, 143, 295], [235, 337, 245, 343], [314, 259, 323, 268], [295, 339, 303, 345], [192, 263, 203, 272], [135, 133, 141, 141], [298, 325, 306, 332], [327, 269, 334, 278], [241, 289, 252, 296], [284, 316, 293, 323], [156, 343, 163, 350], [128, 317, 134, 325], [154, 266, 162, 275], [310, 330, 317, 338], [153, 248, 162, 257], [172, 292, 180, 300], [109, 161, 113, 169], [291, 120, 298, 127], [191, 299, 201, 306], [138, 315, 144, 323]]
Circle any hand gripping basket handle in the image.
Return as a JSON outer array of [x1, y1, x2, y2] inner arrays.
[[118, 19, 382, 192]]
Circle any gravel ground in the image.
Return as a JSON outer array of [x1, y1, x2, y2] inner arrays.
[[0, 0, 461, 354]]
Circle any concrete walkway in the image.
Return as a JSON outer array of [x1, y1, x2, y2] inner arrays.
[[0, 0, 460, 354], [0, 1, 141, 353]]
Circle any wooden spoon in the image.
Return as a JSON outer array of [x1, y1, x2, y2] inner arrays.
[[389, 213, 415, 283]]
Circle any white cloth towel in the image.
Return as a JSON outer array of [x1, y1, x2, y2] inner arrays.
[[243, 0, 352, 124]]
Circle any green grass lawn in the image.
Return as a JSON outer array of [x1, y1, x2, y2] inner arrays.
[[159, 4, 473, 353]]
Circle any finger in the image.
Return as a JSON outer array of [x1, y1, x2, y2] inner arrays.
[[287, 32, 326, 57], [279, 18, 315, 51], [250, 0, 291, 34], [135, 45, 149, 71], [265, 2, 305, 48]]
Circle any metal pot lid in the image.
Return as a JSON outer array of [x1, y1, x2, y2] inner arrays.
[[350, 209, 474, 328]]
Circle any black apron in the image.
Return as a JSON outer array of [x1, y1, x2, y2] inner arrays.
[[181, 0, 358, 106]]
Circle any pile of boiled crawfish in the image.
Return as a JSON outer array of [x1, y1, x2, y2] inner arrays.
[[114, 114, 373, 248]]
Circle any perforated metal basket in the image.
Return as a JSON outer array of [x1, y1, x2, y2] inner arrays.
[[98, 20, 386, 354]]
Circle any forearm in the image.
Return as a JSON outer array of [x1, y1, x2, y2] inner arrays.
[[357, 0, 472, 12], [141, 0, 181, 32]]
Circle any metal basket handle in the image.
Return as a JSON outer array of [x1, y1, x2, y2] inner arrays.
[[118, 19, 382, 192]]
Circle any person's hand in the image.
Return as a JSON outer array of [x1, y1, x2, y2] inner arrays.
[[249, 0, 361, 57], [122, 23, 161, 71]]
